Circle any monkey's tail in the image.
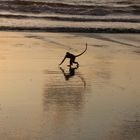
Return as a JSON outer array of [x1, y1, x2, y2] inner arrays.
[[75, 43, 87, 57]]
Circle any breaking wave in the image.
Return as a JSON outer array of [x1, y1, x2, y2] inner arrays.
[[0, 0, 140, 16], [0, 0, 139, 33]]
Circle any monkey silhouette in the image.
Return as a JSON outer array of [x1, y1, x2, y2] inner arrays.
[[59, 43, 87, 67]]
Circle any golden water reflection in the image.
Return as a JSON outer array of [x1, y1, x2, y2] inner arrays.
[[105, 115, 140, 140], [43, 68, 86, 112], [0, 32, 139, 140]]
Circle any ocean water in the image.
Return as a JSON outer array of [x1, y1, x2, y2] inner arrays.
[[0, 0, 140, 32]]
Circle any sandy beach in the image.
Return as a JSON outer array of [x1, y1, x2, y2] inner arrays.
[[0, 31, 139, 140]]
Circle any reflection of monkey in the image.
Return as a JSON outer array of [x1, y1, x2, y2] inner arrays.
[[59, 66, 78, 81], [59, 66, 86, 88], [59, 43, 87, 67]]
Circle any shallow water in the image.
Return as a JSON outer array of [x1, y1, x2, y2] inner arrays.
[[0, 32, 139, 140]]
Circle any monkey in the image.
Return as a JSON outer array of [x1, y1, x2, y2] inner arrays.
[[59, 43, 87, 67]]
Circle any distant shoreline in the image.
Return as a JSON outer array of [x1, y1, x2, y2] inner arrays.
[[0, 26, 140, 33]]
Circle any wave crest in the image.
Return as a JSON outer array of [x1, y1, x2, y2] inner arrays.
[[0, 0, 140, 16]]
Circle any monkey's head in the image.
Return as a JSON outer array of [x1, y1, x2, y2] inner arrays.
[[66, 52, 71, 57]]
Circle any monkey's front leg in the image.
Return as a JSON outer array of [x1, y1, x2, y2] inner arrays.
[[59, 56, 66, 65]]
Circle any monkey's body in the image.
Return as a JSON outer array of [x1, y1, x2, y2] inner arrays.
[[59, 44, 87, 67], [65, 52, 78, 66]]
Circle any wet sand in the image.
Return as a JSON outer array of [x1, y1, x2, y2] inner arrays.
[[0, 32, 139, 140]]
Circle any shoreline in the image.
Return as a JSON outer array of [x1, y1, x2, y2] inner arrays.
[[0, 27, 140, 33], [0, 14, 140, 23]]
